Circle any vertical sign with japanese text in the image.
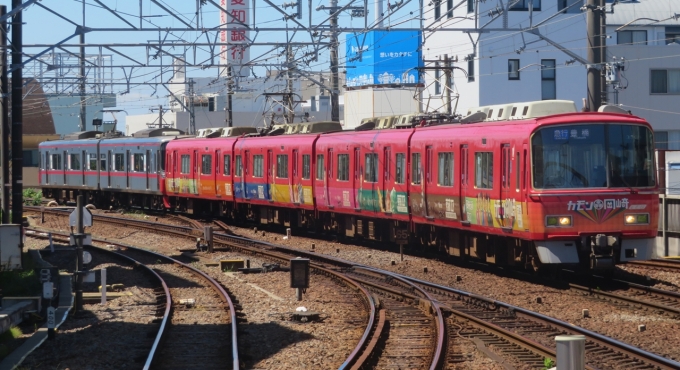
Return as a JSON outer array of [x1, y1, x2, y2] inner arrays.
[[220, 0, 250, 77]]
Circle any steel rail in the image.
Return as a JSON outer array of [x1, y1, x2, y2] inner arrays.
[[627, 259, 680, 271], [26, 229, 173, 370], [570, 282, 680, 316]]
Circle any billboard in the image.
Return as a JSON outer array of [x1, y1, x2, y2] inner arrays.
[[220, 0, 250, 77], [345, 30, 422, 87]]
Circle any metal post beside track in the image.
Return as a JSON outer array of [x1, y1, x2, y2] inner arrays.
[[75, 195, 85, 312]]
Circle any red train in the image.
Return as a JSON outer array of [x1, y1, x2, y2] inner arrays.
[[39, 100, 659, 271]]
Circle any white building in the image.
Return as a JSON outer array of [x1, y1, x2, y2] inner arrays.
[[422, 0, 680, 148]]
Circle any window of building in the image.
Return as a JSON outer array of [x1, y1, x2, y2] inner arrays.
[[651, 69, 680, 94], [395, 153, 405, 184], [438, 152, 454, 186], [316, 154, 324, 180], [208, 96, 216, 112], [411, 153, 422, 184], [302, 154, 311, 179], [337, 154, 349, 181], [467, 0, 474, 13], [51, 154, 62, 170], [276, 154, 288, 178], [364, 153, 378, 182], [253, 155, 264, 177], [434, 0, 441, 19], [468, 59, 475, 82], [558, 0, 581, 13], [133, 153, 145, 172], [201, 154, 212, 175], [665, 26, 680, 44], [475, 152, 493, 189], [70, 153, 81, 170], [508, 59, 520, 80], [89, 153, 97, 170], [235, 155, 243, 176], [655, 131, 669, 150], [617, 30, 647, 45], [541, 59, 556, 100], [223, 155, 231, 175], [510, 0, 540, 11], [115, 154, 126, 171], [435, 62, 441, 95], [447, 0, 453, 18]]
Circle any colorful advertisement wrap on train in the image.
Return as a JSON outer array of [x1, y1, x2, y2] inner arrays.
[[358, 188, 409, 214], [166, 178, 198, 194], [271, 183, 314, 205], [463, 196, 526, 230]]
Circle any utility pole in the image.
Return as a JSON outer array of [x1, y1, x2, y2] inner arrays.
[[444, 54, 452, 115], [586, 0, 602, 112], [79, 0, 86, 131], [188, 78, 195, 134], [226, 66, 233, 127], [158, 105, 163, 128], [329, 0, 340, 122], [74, 195, 84, 312], [0, 5, 9, 224], [285, 45, 295, 124], [600, 0, 607, 106], [11, 0, 23, 227]]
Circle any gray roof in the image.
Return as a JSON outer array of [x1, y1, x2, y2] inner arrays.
[[607, 0, 680, 26]]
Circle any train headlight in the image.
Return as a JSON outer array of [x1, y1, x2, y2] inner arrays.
[[624, 213, 649, 225], [546, 215, 571, 227]]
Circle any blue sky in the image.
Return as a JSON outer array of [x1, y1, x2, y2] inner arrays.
[[2, 0, 423, 128]]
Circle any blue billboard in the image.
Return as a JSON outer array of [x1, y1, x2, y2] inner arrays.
[[345, 30, 422, 87]]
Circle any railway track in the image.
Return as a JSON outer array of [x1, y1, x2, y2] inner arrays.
[[26, 229, 240, 370], [27, 207, 680, 369], [627, 259, 680, 271], [570, 281, 680, 318]]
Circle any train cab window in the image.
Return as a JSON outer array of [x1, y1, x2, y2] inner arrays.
[[364, 153, 378, 182], [411, 153, 422, 185], [337, 154, 350, 181], [475, 152, 493, 189], [316, 154, 324, 180], [438, 152, 454, 186], [88, 154, 97, 170], [133, 153, 145, 172], [180, 155, 190, 174], [276, 155, 288, 178], [302, 154, 311, 179], [395, 153, 405, 184], [253, 155, 264, 178], [201, 154, 212, 175], [70, 154, 81, 170], [235, 155, 243, 176], [223, 155, 231, 175], [114, 154, 125, 171], [51, 154, 62, 170]]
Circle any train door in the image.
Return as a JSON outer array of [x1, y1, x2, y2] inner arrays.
[[243, 150, 250, 199], [424, 146, 433, 218], [382, 147, 391, 213], [353, 147, 360, 209], [522, 143, 528, 221], [460, 145, 469, 223], [156, 150, 160, 191], [81, 150, 86, 185], [126, 150, 131, 188], [146, 150, 151, 190], [106, 150, 112, 188], [501, 144, 511, 228], [62, 150, 67, 185], [292, 149, 299, 204], [215, 149, 222, 197], [325, 148, 332, 206], [193, 150, 199, 195], [44, 151, 49, 184], [267, 150, 273, 200]]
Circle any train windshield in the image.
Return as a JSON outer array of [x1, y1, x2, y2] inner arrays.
[[532, 124, 655, 189]]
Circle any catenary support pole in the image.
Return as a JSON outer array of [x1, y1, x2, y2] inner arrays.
[[0, 5, 8, 224], [79, 0, 86, 131], [444, 54, 451, 115], [75, 195, 85, 312], [600, 0, 607, 106], [586, 0, 601, 112], [10, 0, 23, 227], [329, 0, 339, 122]]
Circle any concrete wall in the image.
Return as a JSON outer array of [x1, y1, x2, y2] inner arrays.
[[48, 94, 116, 134], [344, 88, 420, 129]]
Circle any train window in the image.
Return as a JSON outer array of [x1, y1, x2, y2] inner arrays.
[[502, 145, 511, 189], [411, 153, 422, 185], [235, 155, 243, 176], [115, 154, 125, 171], [253, 155, 264, 178], [277, 155, 288, 178], [179, 155, 189, 174], [101, 154, 107, 172], [201, 154, 212, 175], [438, 152, 454, 187], [364, 153, 378, 182], [223, 155, 231, 175], [337, 154, 349, 181], [395, 153, 405, 184], [316, 154, 324, 180], [51, 154, 62, 170], [133, 153, 145, 172], [302, 154, 311, 179], [475, 152, 493, 189], [70, 154, 81, 170], [89, 154, 97, 171]]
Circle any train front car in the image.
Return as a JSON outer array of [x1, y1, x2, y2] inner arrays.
[[528, 113, 658, 271]]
